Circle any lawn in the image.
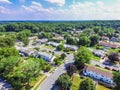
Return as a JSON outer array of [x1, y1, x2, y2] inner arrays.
[[42, 44, 55, 50], [71, 75, 83, 90], [92, 55, 100, 61], [97, 84, 110, 90], [71, 75, 110, 90]]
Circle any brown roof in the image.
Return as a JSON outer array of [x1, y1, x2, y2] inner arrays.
[[83, 65, 113, 79], [99, 41, 120, 48]]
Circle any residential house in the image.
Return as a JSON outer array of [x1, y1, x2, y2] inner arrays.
[[92, 50, 105, 57], [39, 38, 48, 44], [99, 41, 120, 49], [47, 42, 59, 47], [83, 65, 114, 85], [64, 44, 78, 51], [19, 48, 37, 57], [38, 52, 55, 62], [110, 37, 120, 43], [100, 36, 109, 41]]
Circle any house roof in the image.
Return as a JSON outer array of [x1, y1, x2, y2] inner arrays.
[[99, 41, 120, 48], [83, 65, 113, 79]]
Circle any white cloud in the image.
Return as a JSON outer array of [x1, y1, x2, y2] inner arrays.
[[21, 1, 120, 20], [22, 1, 52, 12], [45, 0, 65, 6], [0, 0, 12, 4], [2, 0, 120, 20], [0, 6, 10, 14]]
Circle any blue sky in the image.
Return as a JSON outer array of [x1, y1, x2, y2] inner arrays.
[[0, 0, 120, 20]]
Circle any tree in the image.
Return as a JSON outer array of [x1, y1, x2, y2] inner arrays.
[[0, 25, 5, 32], [90, 35, 99, 46], [60, 53, 66, 59], [66, 64, 77, 76], [17, 30, 30, 45], [56, 44, 64, 51], [56, 73, 72, 90], [113, 72, 120, 90], [79, 78, 96, 90], [74, 46, 92, 69], [78, 36, 91, 46], [66, 37, 77, 45], [108, 53, 120, 64], [0, 35, 15, 47]]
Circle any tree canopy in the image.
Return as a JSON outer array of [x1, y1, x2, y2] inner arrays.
[[74, 46, 92, 69], [56, 73, 72, 90], [79, 78, 96, 90]]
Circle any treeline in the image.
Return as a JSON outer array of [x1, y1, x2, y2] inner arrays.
[[0, 21, 120, 33]]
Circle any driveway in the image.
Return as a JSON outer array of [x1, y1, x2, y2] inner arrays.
[[38, 54, 74, 90]]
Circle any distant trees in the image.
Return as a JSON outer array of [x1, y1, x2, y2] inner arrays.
[[38, 32, 52, 39], [113, 72, 120, 90], [56, 73, 72, 90], [74, 46, 92, 69], [0, 25, 5, 32], [79, 78, 96, 90]]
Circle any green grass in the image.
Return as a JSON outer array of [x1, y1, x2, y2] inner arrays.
[[108, 48, 120, 53], [42, 44, 54, 49], [97, 84, 110, 90], [92, 55, 100, 61], [71, 75, 84, 90], [71, 75, 110, 90]]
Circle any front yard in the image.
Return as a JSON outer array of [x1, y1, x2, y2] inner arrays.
[[71, 75, 110, 90]]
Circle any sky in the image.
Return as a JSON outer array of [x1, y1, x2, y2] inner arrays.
[[0, 0, 120, 20]]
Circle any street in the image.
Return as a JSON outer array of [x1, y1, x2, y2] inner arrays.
[[38, 54, 74, 90]]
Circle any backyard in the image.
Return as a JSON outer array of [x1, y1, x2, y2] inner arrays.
[[71, 75, 110, 90]]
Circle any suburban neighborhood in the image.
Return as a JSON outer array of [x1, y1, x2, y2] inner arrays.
[[0, 21, 120, 90]]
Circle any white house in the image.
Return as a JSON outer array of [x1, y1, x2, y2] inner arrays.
[[64, 44, 78, 51], [47, 42, 59, 47], [83, 65, 114, 85], [38, 52, 55, 62]]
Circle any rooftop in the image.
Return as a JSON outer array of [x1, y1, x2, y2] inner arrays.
[[83, 65, 113, 79]]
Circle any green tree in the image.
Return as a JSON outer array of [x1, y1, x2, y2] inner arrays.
[[113, 72, 120, 90], [79, 78, 96, 90], [56, 73, 72, 90], [56, 44, 64, 51], [66, 64, 77, 76], [78, 36, 91, 46], [74, 46, 92, 69], [66, 37, 77, 45], [90, 35, 99, 46], [60, 53, 66, 59], [0, 25, 5, 32]]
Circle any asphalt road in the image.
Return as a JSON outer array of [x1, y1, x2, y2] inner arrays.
[[38, 54, 74, 90]]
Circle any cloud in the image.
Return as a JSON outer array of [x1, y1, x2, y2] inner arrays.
[[0, 6, 10, 14], [0, 0, 12, 4], [1, 0, 120, 20], [22, 1, 52, 12], [45, 0, 65, 6], [20, 1, 120, 20]]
